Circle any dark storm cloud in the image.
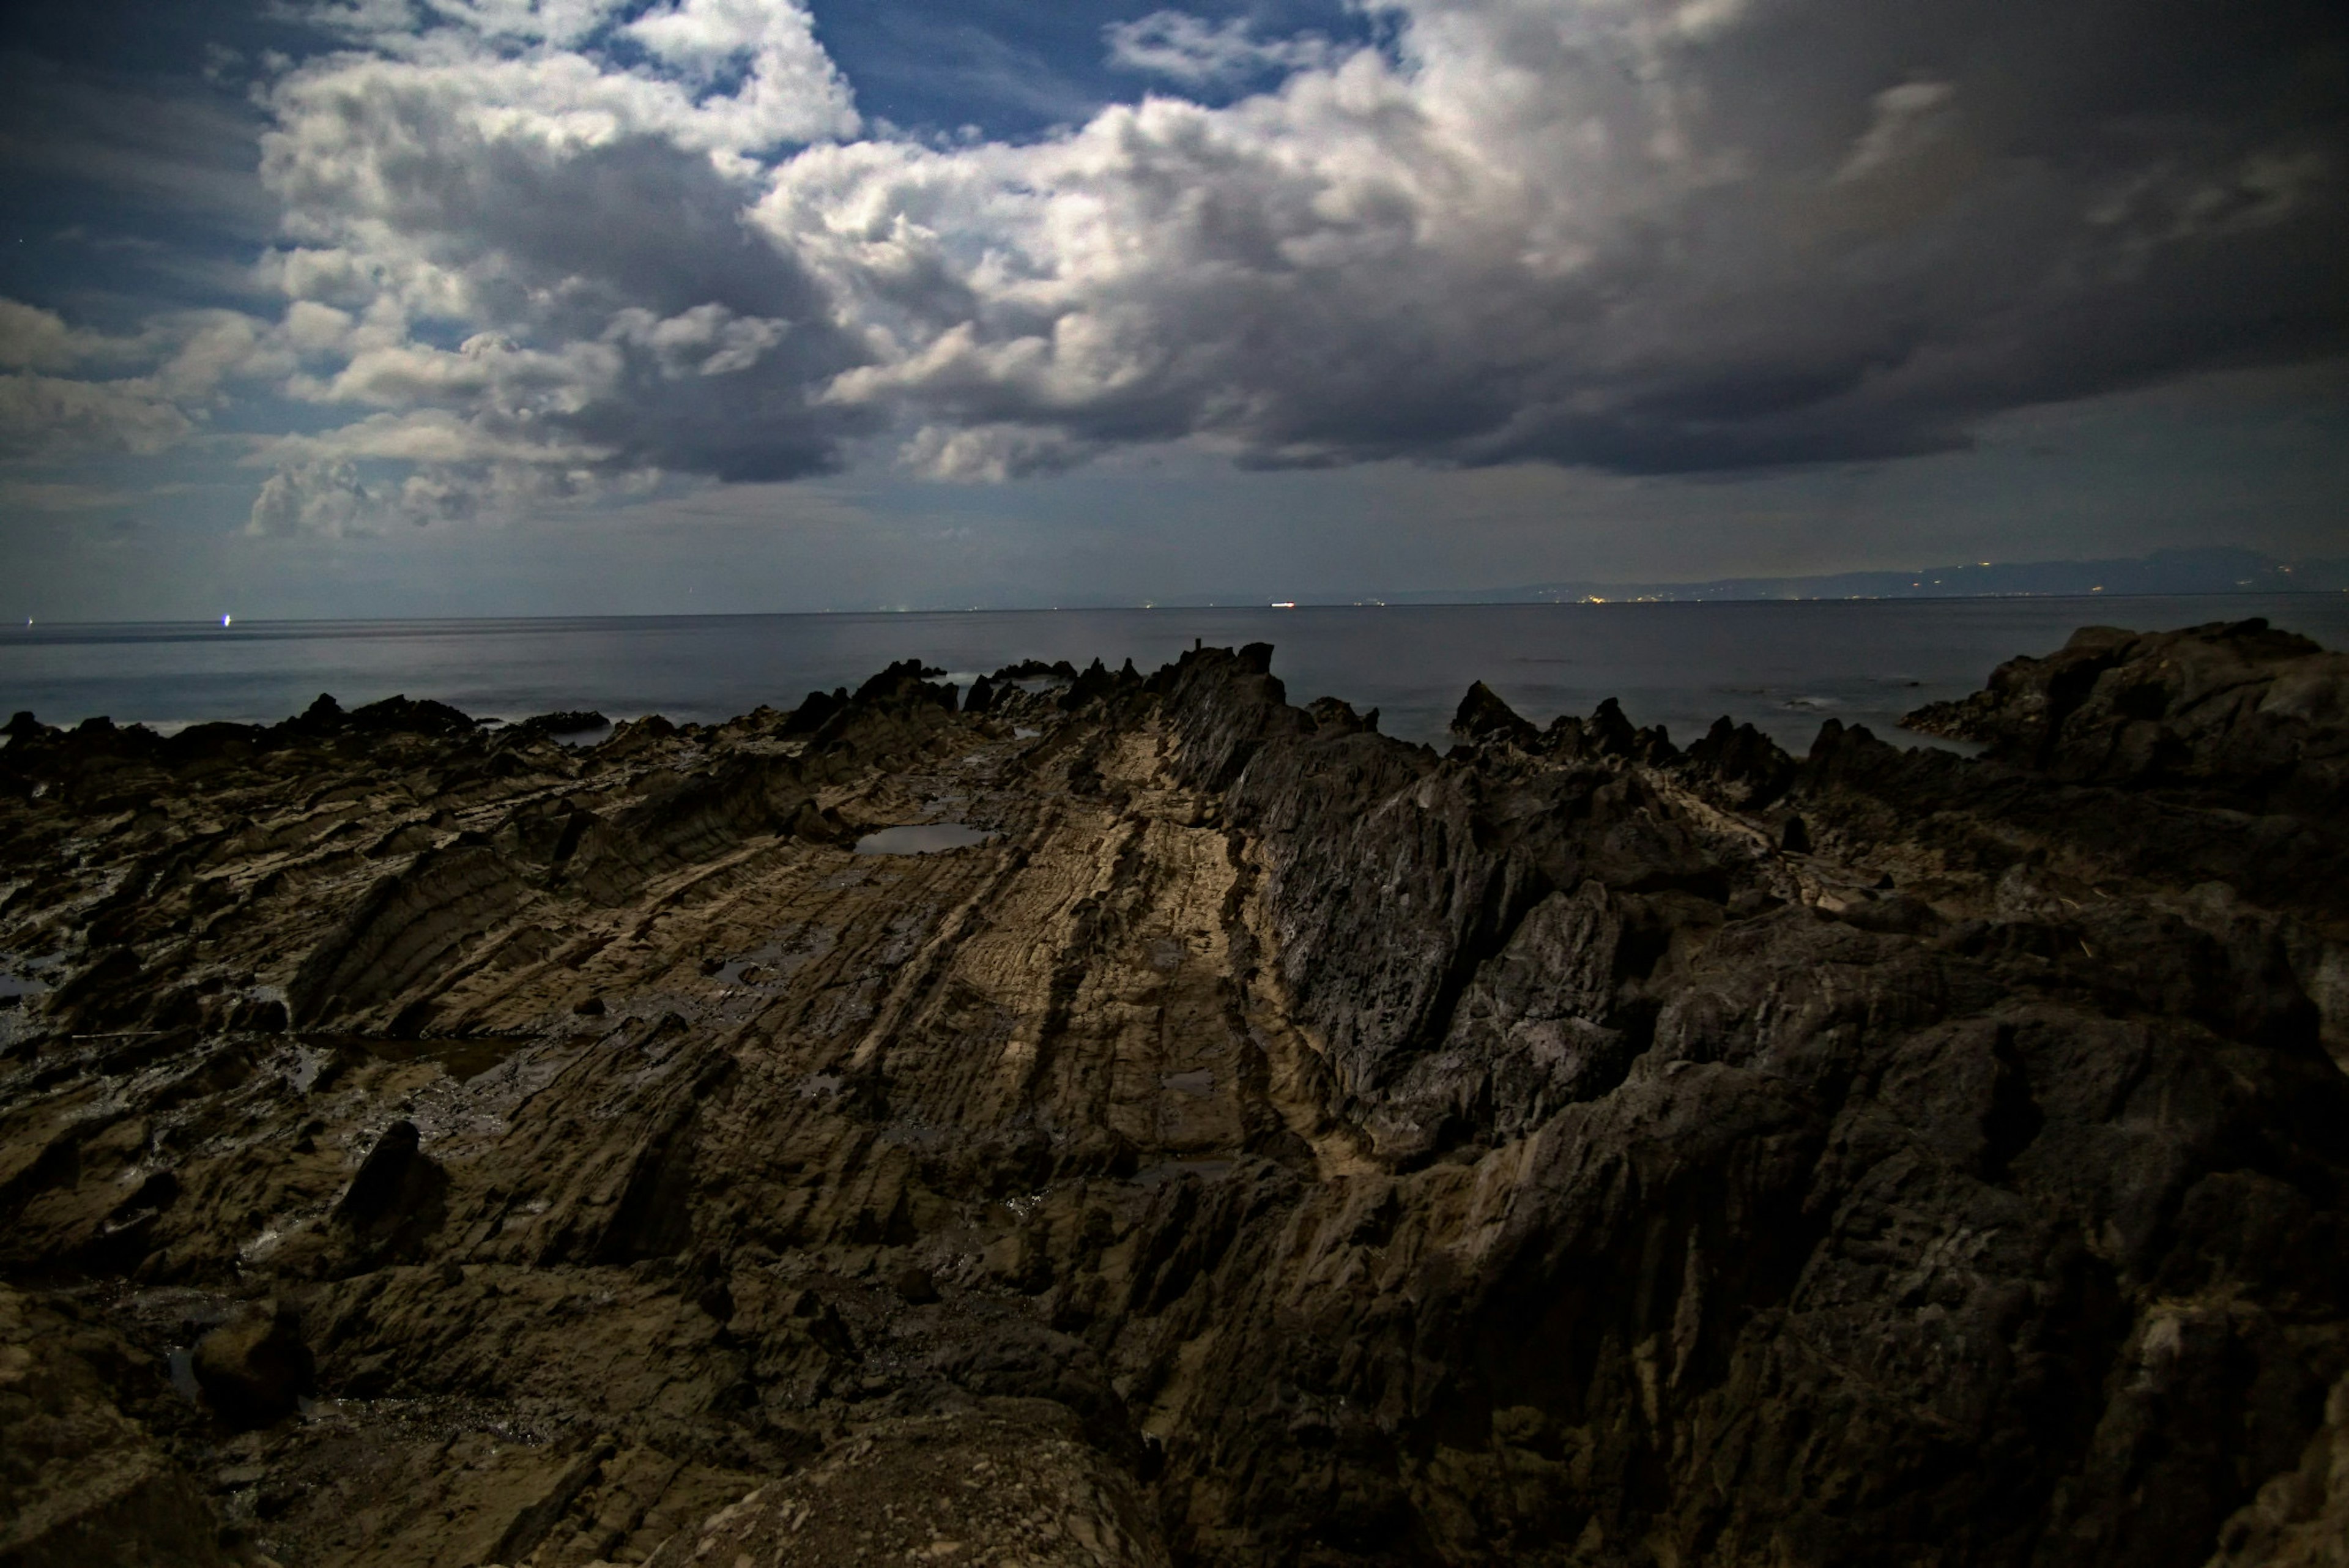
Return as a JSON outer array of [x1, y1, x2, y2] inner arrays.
[[442, 138, 881, 484], [786, 0, 2347, 477], [4, 0, 2343, 532]]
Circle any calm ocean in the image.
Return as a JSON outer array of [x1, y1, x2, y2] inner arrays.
[[4, 595, 2343, 756]]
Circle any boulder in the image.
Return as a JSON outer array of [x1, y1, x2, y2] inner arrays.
[[191, 1299, 311, 1428]]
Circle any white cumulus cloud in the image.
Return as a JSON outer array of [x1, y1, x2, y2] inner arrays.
[[17, 0, 2328, 537], [0, 303, 289, 459], [1104, 11, 1340, 88]]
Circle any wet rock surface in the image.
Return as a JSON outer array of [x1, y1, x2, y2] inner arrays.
[[0, 619, 2345, 1566]]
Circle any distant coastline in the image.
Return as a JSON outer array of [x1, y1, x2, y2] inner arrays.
[[1160, 546, 2349, 609], [11, 549, 2347, 625]]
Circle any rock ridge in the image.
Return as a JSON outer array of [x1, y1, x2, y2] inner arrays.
[[1, 619, 2345, 1566]]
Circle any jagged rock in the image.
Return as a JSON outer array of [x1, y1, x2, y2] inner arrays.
[[1, 628, 2345, 1567], [1059, 656, 1133, 710], [780, 686, 848, 735], [1307, 695, 1377, 734], [855, 659, 958, 713], [1904, 617, 2349, 814], [285, 693, 346, 736], [1450, 680, 1538, 747], [502, 708, 609, 741], [1682, 713, 1796, 804], [1587, 691, 1639, 754], [993, 658, 1080, 681]]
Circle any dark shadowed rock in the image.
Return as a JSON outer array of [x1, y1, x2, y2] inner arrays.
[[1059, 657, 1129, 710], [1683, 713, 1797, 804], [326, 1119, 447, 1268], [191, 1299, 313, 1429], [781, 685, 848, 735], [1450, 680, 1538, 747], [504, 709, 610, 741], [286, 693, 346, 735], [854, 660, 957, 713], [345, 694, 478, 738], [993, 658, 1079, 681], [1589, 692, 1639, 754], [336, 1120, 423, 1228]]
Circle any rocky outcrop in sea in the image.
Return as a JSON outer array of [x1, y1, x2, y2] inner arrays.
[[1, 619, 2345, 1567]]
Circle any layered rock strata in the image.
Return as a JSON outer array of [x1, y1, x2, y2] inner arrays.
[[1, 621, 2345, 1567]]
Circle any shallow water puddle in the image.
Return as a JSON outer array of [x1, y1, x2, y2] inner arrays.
[[167, 1348, 201, 1402], [853, 823, 995, 855]]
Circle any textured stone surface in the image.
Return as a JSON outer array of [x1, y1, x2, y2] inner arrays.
[[1903, 616, 2349, 816], [0, 626, 2344, 1566], [0, 1284, 232, 1567]]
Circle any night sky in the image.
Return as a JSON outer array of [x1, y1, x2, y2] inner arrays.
[[3, 0, 2345, 617]]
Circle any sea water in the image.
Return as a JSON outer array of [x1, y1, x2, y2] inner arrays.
[[3, 595, 2344, 756]]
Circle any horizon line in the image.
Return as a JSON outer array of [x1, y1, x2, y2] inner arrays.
[[7, 584, 2348, 629]]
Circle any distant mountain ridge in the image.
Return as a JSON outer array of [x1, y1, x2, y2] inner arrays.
[[1160, 547, 2349, 608]]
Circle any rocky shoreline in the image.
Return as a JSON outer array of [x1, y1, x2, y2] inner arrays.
[[3, 619, 2347, 1567]]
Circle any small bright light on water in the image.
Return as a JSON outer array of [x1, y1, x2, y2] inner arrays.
[[221, 614, 233, 627]]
